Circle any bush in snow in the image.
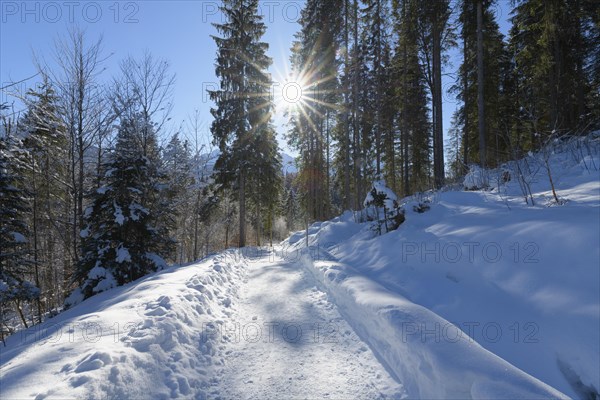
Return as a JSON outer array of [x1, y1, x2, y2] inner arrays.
[[412, 200, 431, 213], [363, 179, 405, 235]]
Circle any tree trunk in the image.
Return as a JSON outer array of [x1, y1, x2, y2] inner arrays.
[[433, 22, 445, 188], [353, 0, 360, 211], [344, 0, 351, 210], [463, 16, 470, 172], [239, 168, 246, 248], [15, 300, 28, 329], [375, 0, 382, 177], [326, 110, 330, 218], [477, 0, 486, 168], [31, 157, 42, 324], [193, 200, 199, 260], [256, 200, 261, 247], [402, 0, 409, 196]]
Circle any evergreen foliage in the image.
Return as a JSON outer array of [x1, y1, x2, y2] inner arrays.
[[76, 114, 174, 299], [209, 0, 282, 247]]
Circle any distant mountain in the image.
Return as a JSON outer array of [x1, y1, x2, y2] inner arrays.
[[281, 152, 298, 175]]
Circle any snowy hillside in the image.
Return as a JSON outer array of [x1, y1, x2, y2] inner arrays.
[[284, 135, 600, 399], [1, 135, 598, 399]]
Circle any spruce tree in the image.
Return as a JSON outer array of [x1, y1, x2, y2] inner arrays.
[[21, 77, 68, 320], [362, 0, 391, 176], [246, 124, 282, 246], [0, 135, 39, 324], [416, 0, 454, 188], [453, 0, 507, 168], [392, 0, 432, 195], [209, 0, 280, 247], [163, 134, 195, 263], [510, 0, 593, 140], [288, 0, 342, 222], [76, 114, 174, 300]]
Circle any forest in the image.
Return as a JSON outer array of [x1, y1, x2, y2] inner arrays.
[[1, 0, 598, 334]]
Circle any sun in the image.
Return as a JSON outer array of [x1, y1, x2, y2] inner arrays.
[[275, 75, 308, 113], [272, 55, 339, 123], [282, 81, 304, 104]]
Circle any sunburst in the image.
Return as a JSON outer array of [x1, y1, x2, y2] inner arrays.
[[273, 56, 341, 128], [274, 72, 309, 115]]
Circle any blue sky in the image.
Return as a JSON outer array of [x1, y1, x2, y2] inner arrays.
[[1, 0, 303, 152], [1, 0, 512, 156]]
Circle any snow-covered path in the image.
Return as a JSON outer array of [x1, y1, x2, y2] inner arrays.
[[210, 251, 406, 399]]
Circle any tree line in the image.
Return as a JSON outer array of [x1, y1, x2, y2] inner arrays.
[[0, 19, 285, 333], [287, 0, 599, 221]]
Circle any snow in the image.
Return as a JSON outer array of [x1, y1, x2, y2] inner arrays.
[[145, 252, 168, 270], [83, 206, 93, 219], [294, 249, 565, 399], [0, 137, 598, 399], [10, 231, 27, 243], [63, 288, 85, 309], [115, 245, 131, 264], [87, 266, 109, 280], [96, 186, 110, 195], [0, 251, 247, 399], [463, 165, 487, 190], [84, 266, 117, 294], [282, 137, 600, 399], [211, 251, 405, 398], [363, 179, 399, 209], [93, 274, 116, 294], [113, 201, 124, 225], [128, 202, 148, 221]]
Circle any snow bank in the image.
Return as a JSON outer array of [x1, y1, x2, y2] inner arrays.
[[298, 250, 566, 399], [0, 251, 247, 399]]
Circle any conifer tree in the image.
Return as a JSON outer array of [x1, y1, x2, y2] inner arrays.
[[393, 0, 432, 195], [163, 133, 195, 263], [209, 0, 281, 247], [21, 77, 69, 319], [416, 0, 454, 188], [362, 0, 392, 177], [453, 0, 506, 168], [76, 114, 174, 300], [0, 135, 39, 325], [288, 0, 342, 222], [509, 0, 593, 140]]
